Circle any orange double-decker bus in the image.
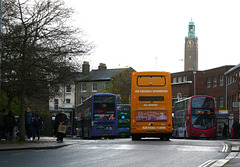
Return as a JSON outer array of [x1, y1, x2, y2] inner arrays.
[[131, 71, 172, 140]]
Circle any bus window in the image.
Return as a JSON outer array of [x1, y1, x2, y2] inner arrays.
[[192, 96, 214, 108], [137, 75, 166, 87]]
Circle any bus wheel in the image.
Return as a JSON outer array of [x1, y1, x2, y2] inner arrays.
[[132, 135, 140, 141], [165, 137, 170, 141]]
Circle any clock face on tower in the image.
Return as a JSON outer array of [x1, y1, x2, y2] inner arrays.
[[187, 39, 194, 47]]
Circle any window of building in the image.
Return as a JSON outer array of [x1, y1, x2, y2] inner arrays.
[[66, 84, 71, 93], [54, 99, 58, 110], [219, 97, 224, 108], [219, 75, 224, 86], [92, 83, 97, 92], [178, 77, 182, 83], [183, 76, 187, 82], [104, 83, 109, 90], [81, 83, 86, 92], [207, 78, 211, 88], [173, 77, 177, 83], [213, 76, 217, 87], [214, 97, 217, 107], [66, 99, 71, 103]]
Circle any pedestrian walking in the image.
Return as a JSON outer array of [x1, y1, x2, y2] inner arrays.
[[232, 120, 239, 139], [0, 108, 7, 140], [25, 107, 34, 141], [222, 123, 228, 139], [32, 113, 43, 140], [5, 110, 16, 141], [55, 112, 67, 142]]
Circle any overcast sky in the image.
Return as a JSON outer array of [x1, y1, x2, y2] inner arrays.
[[65, 0, 239, 73]]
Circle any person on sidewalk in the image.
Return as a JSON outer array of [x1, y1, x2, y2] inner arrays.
[[0, 108, 7, 140], [25, 107, 34, 141], [55, 112, 67, 142], [232, 120, 239, 139], [222, 123, 228, 139], [5, 110, 16, 141], [32, 113, 43, 140]]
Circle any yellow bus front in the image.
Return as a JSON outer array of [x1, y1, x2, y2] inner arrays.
[[131, 71, 172, 140]]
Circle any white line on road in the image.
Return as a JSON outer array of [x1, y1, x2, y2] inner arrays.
[[198, 160, 217, 167], [221, 142, 228, 152]]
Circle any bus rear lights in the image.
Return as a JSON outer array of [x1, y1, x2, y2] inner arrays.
[[132, 119, 135, 123], [134, 95, 136, 99]]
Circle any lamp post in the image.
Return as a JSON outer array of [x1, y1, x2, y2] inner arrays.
[[193, 71, 196, 96], [193, 61, 196, 96]]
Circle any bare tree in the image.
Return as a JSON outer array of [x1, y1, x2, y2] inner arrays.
[[1, 0, 94, 140]]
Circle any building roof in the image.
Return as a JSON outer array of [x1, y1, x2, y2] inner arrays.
[[225, 63, 240, 75], [76, 68, 128, 82]]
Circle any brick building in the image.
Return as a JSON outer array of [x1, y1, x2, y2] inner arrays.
[[171, 65, 234, 112], [225, 63, 240, 122]]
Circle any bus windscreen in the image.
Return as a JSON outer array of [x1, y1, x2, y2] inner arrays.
[[191, 96, 215, 130], [192, 96, 214, 108], [93, 96, 116, 120]]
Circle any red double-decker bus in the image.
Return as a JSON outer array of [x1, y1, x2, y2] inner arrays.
[[172, 95, 216, 139]]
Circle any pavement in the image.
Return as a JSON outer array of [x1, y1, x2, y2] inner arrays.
[[0, 137, 239, 167], [0, 136, 79, 151]]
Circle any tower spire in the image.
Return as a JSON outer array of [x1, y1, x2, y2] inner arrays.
[[188, 18, 195, 38]]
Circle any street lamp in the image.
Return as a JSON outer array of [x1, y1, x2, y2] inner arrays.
[[193, 71, 196, 96], [193, 61, 196, 96]]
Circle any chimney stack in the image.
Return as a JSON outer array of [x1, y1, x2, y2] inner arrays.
[[82, 61, 90, 75], [98, 63, 107, 70]]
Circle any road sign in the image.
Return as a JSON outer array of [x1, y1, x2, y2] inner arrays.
[[61, 103, 74, 109], [218, 110, 228, 114]]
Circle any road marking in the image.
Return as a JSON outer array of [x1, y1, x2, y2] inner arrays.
[[221, 142, 228, 152], [11, 152, 24, 156], [198, 160, 217, 167], [210, 159, 229, 167]]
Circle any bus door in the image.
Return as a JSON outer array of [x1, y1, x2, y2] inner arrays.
[[186, 110, 191, 137]]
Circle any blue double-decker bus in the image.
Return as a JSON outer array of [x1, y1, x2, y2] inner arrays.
[[76, 93, 118, 139]]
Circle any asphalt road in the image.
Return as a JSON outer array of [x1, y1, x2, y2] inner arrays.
[[0, 138, 230, 167]]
